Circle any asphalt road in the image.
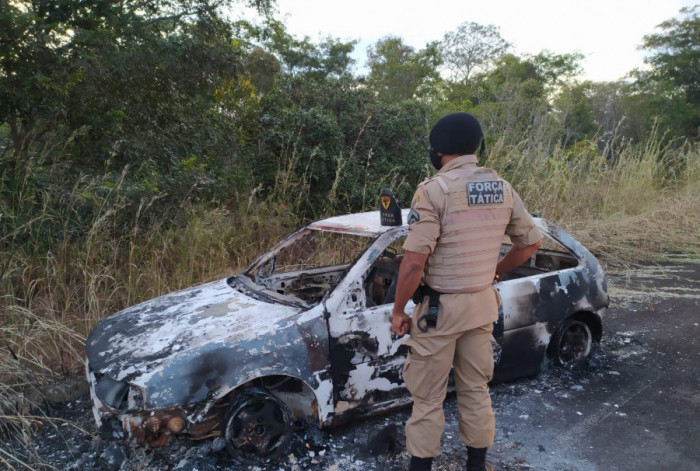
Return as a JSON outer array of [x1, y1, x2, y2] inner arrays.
[[5, 261, 699, 470], [322, 260, 700, 471], [483, 261, 700, 471]]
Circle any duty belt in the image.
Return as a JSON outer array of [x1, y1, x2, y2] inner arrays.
[[412, 284, 442, 333]]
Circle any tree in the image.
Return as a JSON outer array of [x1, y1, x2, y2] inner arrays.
[[366, 36, 441, 103], [554, 82, 597, 146], [0, 0, 274, 173], [440, 22, 511, 82], [264, 20, 357, 78], [633, 6, 700, 140], [586, 81, 630, 140], [253, 70, 432, 216], [245, 47, 282, 93], [472, 54, 549, 140], [641, 6, 700, 106], [531, 51, 584, 89]]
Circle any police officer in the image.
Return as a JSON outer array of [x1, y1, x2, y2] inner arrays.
[[391, 112, 543, 471]]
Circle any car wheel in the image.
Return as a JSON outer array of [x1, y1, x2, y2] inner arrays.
[[548, 319, 593, 367], [224, 388, 293, 463]]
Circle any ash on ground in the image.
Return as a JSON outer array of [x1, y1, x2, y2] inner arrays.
[[4, 263, 699, 470], [1, 333, 635, 471]]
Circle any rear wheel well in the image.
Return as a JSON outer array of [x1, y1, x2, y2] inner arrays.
[[567, 311, 602, 343], [546, 311, 602, 367]]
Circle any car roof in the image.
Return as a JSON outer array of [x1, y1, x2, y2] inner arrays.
[[308, 211, 552, 239], [308, 209, 411, 237]]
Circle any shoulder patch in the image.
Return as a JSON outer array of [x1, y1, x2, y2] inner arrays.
[[407, 209, 420, 224], [467, 180, 505, 205], [411, 193, 421, 208]]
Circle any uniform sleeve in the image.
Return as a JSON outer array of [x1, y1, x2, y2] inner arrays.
[[506, 186, 543, 248], [403, 181, 442, 254]]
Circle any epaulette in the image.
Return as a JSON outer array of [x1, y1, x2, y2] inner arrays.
[[420, 174, 448, 194], [417, 175, 434, 187], [419, 173, 444, 187]]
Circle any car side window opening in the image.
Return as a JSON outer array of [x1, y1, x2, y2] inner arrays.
[[498, 232, 579, 282], [365, 238, 406, 307], [362, 230, 578, 301], [258, 229, 372, 304]]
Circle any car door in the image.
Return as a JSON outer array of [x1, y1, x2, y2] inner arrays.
[[493, 230, 584, 381], [325, 229, 415, 417]]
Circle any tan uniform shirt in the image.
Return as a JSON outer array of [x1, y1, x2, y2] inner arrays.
[[403, 154, 542, 356]]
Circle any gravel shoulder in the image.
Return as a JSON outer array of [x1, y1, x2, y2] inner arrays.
[[5, 261, 699, 471]]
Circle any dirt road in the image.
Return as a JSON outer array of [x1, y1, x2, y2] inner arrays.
[[5, 261, 699, 470]]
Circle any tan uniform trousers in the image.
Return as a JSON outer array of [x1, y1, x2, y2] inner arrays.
[[403, 321, 495, 458]]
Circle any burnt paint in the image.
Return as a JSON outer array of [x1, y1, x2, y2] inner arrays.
[[327, 356, 410, 427], [87, 217, 608, 441], [86, 280, 331, 412], [534, 270, 589, 324], [139, 317, 329, 410], [492, 219, 608, 378], [328, 336, 357, 401], [493, 326, 548, 383], [296, 317, 332, 373], [335, 331, 380, 361]]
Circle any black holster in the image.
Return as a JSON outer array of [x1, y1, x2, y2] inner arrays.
[[412, 284, 442, 333]]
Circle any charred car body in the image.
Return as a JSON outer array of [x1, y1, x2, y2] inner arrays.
[[86, 210, 608, 461]]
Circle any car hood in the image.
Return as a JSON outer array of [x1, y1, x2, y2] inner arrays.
[[86, 278, 301, 386]]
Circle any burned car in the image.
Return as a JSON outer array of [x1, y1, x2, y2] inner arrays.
[[86, 210, 608, 462]]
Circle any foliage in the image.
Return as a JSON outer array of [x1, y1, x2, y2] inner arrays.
[[439, 22, 511, 82], [367, 36, 441, 103], [253, 73, 432, 216], [0, 0, 273, 203], [530, 50, 585, 89], [641, 6, 700, 105], [264, 19, 358, 78], [631, 6, 700, 140], [553, 82, 598, 146]]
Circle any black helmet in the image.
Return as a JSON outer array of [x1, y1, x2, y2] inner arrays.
[[429, 112, 484, 157]]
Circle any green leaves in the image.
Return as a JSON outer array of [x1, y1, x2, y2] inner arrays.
[[631, 6, 699, 140], [440, 22, 511, 82], [2, 0, 697, 244], [367, 36, 441, 103], [641, 6, 700, 105]]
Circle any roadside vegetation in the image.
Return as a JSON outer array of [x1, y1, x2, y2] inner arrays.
[[0, 1, 698, 468]]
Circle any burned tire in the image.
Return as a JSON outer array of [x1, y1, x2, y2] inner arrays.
[[224, 388, 293, 464], [548, 319, 593, 368]]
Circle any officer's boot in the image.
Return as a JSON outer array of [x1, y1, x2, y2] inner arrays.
[[409, 456, 433, 471], [466, 446, 489, 471]]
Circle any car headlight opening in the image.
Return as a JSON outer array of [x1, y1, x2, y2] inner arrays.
[[95, 375, 129, 410]]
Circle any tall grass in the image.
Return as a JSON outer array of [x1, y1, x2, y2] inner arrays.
[[0, 158, 298, 467], [485, 128, 700, 266]]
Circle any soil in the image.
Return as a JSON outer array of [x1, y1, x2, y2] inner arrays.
[[4, 261, 699, 471]]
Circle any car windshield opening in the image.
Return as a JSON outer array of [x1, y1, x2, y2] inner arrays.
[[250, 229, 373, 304]]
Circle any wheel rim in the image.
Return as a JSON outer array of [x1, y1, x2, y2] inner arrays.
[[227, 396, 288, 457], [558, 322, 592, 366]]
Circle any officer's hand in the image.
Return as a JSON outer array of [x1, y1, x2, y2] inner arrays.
[[391, 309, 411, 337]]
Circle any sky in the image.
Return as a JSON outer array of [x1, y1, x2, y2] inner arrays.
[[273, 0, 697, 82]]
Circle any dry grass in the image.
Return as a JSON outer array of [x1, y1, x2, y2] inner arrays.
[[0, 305, 88, 470], [0, 187, 299, 469], [564, 193, 700, 269], [485, 132, 700, 268]]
